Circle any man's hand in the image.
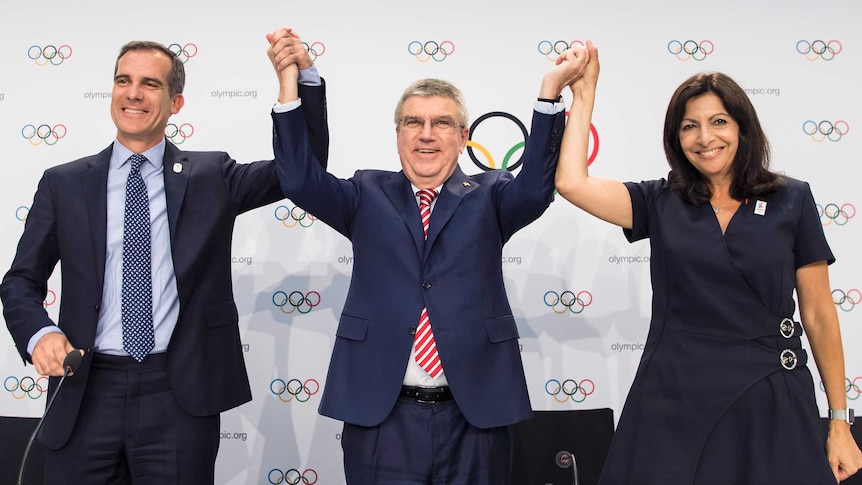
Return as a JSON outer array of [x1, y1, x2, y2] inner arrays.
[[31, 332, 78, 376], [539, 41, 591, 100]]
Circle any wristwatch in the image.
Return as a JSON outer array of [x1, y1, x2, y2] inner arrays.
[[829, 408, 855, 425]]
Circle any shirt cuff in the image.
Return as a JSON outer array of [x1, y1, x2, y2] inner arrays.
[[534, 100, 565, 115], [298, 65, 321, 86], [273, 99, 302, 113], [27, 326, 64, 356]]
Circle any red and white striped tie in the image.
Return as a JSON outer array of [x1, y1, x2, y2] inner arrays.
[[414, 188, 442, 378]]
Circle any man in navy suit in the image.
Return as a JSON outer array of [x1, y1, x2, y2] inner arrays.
[[1, 30, 328, 483], [268, 34, 590, 484]]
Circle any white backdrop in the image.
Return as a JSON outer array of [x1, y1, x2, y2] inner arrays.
[[1, 1, 860, 483]]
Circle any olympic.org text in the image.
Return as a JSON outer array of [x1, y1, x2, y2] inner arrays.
[[220, 431, 247, 441], [232, 256, 252, 265], [84, 91, 110, 100], [212, 90, 258, 99], [611, 342, 645, 352], [340, 255, 522, 266], [744, 87, 780, 97], [609, 255, 650, 264]]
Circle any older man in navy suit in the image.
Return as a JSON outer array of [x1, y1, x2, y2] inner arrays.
[[268, 30, 590, 484], [1, 29, 328, 483]]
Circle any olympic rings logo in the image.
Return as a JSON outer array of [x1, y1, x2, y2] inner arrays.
[[165, 123, 194, 144], [796, 40, 842, 61], [303, 41, 326, 61], [168, 43, 197, 63], [544, 290, 593, 314], [274, 204, 318, 228], [16, 206, 29, 224], [407, 40, 455, 62], [832, 289, 861, 312], [803, 120, 849, 142], [27, 44, 72, 66], [22, 124, 67, 146], [272, 290, 321, 314], [267, 468, 318, 485], [269, 378, 320, 403], [537, 40, 585, 61], [44, 289, 57, 308], [545, 378, 595, 403], [667, 40, 714, 61], [817, 203, 855, 226], [4, 376, 48, 400], [821, 377, 862, 400]]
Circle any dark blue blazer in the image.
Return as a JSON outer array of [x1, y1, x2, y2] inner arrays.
[[272, 105, 563, 429], [0, 83, 329, 450]]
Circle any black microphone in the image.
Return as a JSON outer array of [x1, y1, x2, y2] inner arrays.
[[17, 349, 83, 485], [555, 450, 579, 485]]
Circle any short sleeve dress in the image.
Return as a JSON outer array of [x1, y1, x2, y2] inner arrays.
[[597, 176, 837, 484]]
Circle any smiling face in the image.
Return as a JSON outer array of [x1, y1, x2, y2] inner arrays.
[[396, 95, 468, 189], [110, 49, 184, 153], [677, 93, 739, 184]]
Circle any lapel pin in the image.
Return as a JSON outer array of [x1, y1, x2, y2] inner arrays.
[[754, 200, 767, 216], [463, 181, 470, 187], [173, 163, 183, 174]]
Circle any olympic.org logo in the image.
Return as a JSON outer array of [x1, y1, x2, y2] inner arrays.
[[832, 289, 861, 312], [544, 290, 593, 314], [304, 41, 325, 62], [165, 123, 193, 145], [267, 468, 318, 485], [22, 124, 67, 146], [4, 376, 48, 400], [168, 43, 197, 63], [466, 112, 599, 173], [817, 203, 855, 226], [27, 44, 72, 66], [796, 40, 842, 61], [545, 378, 595, 403], [270, 378, 320, 403], [274, 204, 317, 228], [803, 120, 849, 142], [407, 40, 454, 62], [667, 40, 714, 61], [820, 377, 862, 400], [272, 290, 321, 314], [537, 40, 585, 61]]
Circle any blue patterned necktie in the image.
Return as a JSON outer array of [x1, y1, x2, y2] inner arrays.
[[121, 154, 154, 362]]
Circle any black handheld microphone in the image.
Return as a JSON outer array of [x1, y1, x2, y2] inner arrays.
[[16, 349, 83, 485], [555, 450, 579, 485]]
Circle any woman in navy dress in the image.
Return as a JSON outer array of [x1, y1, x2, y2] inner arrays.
[[555, 42, 862, 483]]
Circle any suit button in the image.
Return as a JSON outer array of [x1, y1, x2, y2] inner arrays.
[[95, 304, 100, 312], [409, 326, 417, 335], [422, 282, 432, 290]]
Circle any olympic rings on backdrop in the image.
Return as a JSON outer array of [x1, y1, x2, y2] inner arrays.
[[267, 467, 318, 485], [272, 291, 321, 314], [269, 378, 320, 403], [303, 42, 326, 61], [43, 289, 57, 308], [165, 123, 194, 144], [21, 124, 67, 146], [667, 40, 714, 61], [16, 206, 29, 224], [802, 120, 849, 142], [821, 377, 862, 400], [796, 39, 842, 61], [167, 43, 198, 63], [817, 203, 855, 226], [832, 289, 861, 312], [467, 112, 528, 171], [545, 378, 595, 403], [4, 375, 49, 400], [27, 44, 72, 65], [407, 40, 455, 62], [544, 290, 593, 314], [537, 40, 585, 61], [274, 204, 318, 228]]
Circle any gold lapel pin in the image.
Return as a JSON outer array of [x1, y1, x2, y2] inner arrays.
[[463, 181, 471, 187]]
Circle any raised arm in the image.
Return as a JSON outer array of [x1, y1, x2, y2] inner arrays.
[[555, 41, 633, 229]]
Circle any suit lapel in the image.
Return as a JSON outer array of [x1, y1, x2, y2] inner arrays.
[[162, 141, 189, 243], [424, 166, 474, 257], [81, 145, 112, 288], [382, 172, 425, 257]]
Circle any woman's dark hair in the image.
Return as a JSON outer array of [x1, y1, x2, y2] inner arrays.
[[663, 72, 782, 204]]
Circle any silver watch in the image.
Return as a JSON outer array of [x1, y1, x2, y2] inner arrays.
[[828, 408, 855, 425]]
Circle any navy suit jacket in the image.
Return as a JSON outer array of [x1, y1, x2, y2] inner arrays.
[[0, 83, 328, 450], [272, 105, 563, 429]]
